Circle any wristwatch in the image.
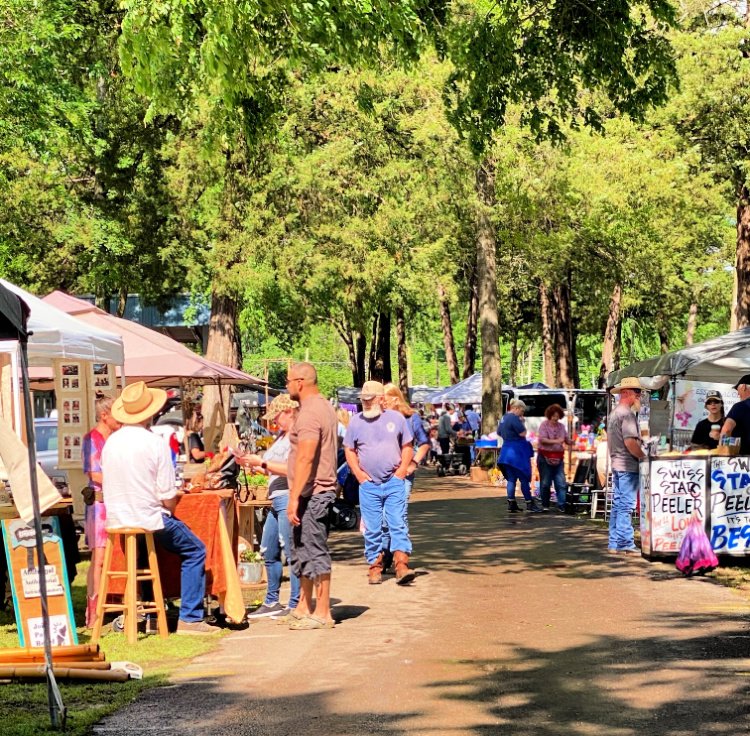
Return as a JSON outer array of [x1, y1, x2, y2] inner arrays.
[[261, 461, 268, 471]]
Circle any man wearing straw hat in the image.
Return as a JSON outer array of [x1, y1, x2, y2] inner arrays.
[[607, 376, 646, 556], [102, 381, 219, 634]]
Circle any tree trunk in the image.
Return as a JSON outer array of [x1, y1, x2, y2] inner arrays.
[[658, 323, 670, 354], [437, 283, 460, 385], [116, 287, 128, 318], [462, 264, 479, 378], [685, 301, 698, 346], [395, 307, 409, 395], [613, 319, 622, 370], [202, 290, 241, 429], [368, 314, 379, 379], [735, 184, 750, 329], [476, 158, 502, 434], [539, 282, 556, 387], [551, 282, 574, 388], [369, 311, 392, 382], [335, 318, 359, 387], [597, 283, 622, 389], [509, 333, 519, 387], [355, 333, 366, 387]]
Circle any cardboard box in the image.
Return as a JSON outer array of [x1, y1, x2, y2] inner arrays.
[[470, 466, 489, 484]]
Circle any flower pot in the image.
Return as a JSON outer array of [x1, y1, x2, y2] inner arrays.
[[238, 561, 264, 584]]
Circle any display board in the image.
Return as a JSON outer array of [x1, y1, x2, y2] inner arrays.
[[2, 517, 78, 647], [647, 458, 708, 554], [53, 359, 116, 469], [709, 456, 750, 555]]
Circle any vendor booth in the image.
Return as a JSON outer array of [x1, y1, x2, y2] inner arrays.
[[608, 328, 750, 559]]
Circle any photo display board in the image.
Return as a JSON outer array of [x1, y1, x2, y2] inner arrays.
[[709, 456, 750, 556], [2, 517, 78, 647], [647, 458, 708, 555], [53, 359, 116, 469]]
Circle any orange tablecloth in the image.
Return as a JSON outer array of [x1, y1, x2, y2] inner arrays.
[[107, 491, 244, 621]]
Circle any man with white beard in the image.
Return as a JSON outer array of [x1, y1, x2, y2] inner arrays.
[[344, 381, 415, 585]]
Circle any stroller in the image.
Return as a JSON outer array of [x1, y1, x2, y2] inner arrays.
[[436, 451, 469, 477], [331, 451, 361, 531]]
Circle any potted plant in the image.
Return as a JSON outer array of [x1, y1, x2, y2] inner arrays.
[[238, 549, 264, 584]]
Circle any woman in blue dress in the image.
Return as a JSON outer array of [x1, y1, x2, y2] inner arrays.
[[498, 399, 540, 513]]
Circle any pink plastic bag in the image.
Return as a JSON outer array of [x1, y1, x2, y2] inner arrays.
[[675, 515, 719, 577]]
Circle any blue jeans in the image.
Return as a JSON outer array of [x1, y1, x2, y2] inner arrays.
[[608, 470, 639, 551], [538, 455, 566, 509], [382, 475, 413, 554], [260, 494, 300, 608], [154, 515, 207, 623], [360, 476, 411, 563], [504, 466, 532, 502]]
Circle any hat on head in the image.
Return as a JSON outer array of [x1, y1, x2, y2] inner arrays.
[[360, 380, 384, 401], [733, 374, 750, 390], [111, 381, 167, 425], [611, 376, 644, 395], [704, 390, 724, 405], [262, 394, 299, 421]]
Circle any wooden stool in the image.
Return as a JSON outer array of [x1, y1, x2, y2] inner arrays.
[[91, 528, 169, 645]]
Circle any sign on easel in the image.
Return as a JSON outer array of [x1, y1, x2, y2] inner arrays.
[[2, 517, 78, 647]]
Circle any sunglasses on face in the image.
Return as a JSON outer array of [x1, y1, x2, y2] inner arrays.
[[706, 400, 721, 406]]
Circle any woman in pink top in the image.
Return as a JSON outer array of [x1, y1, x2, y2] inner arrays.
[[82, 394, 120, 627], [537, 403, 572, 511]]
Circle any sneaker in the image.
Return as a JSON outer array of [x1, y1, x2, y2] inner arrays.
[[557, 506, 566, 513], [541, 506, 550, 513], [247, 602, 285, 619], [176, 619, 221, 635], [621, 548, 641, 556]]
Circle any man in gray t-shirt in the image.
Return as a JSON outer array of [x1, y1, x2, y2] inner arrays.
[[607, 377, 646, 554], [344, 381, 415, 585]]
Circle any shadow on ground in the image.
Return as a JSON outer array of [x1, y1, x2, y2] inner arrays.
[[429, 610, 750, 735]]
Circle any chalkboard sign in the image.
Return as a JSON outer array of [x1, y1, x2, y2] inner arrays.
[[709, 456, 750, 555], [648, 458, 708, 554]]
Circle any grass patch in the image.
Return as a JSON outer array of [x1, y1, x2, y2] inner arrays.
[[0, 561, 227, 735]]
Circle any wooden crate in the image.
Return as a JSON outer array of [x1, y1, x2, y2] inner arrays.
[[470, 466, 489, 484]]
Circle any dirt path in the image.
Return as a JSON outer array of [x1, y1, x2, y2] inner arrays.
[[95, 472, 750, 735]]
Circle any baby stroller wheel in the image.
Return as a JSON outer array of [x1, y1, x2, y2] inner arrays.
[[437, 465, 446, 477], [337, 505, 360, 531], [458, 464, 468, 476]]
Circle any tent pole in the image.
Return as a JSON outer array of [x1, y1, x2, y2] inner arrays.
[[670, 375, 677, 450], [19, 341, 65, 729]]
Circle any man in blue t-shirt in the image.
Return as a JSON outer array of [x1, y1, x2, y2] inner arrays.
[[464, 405, 481, 437], [721, 374, 750, 455], [344, 381, 414, 585]]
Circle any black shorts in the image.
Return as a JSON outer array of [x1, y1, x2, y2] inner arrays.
[[291, 491, 335, 580]]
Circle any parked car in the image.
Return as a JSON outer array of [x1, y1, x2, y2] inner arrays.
[[34, 418, 70, 495]]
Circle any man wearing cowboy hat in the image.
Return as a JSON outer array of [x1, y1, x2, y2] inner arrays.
[[607, 377, 646, 555], [102, 381, 218, 634]]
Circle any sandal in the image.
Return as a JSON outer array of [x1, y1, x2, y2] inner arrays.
[[289, 615, 335, 630], [275, 608, 305, 625]]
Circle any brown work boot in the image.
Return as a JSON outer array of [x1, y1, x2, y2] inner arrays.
[[393, 551, 415, 585], [368, 553, 384, 585]]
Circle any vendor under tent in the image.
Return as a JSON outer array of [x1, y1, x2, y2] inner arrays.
[[41, 291, 264, 388], [606, 328, 750, 561]]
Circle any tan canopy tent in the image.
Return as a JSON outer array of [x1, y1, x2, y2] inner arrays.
[[41, 291, 264, 387]]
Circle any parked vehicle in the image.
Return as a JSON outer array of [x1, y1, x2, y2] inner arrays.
[[34, 418, 69, 495]]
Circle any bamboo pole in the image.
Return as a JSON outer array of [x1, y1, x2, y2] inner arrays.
[[0, 644, 101, 663], [0, 666, 128, 682]]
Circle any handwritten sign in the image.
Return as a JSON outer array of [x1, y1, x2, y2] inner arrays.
[[649, 458, 707, 554], [709, 456, 750, 555], [639, 461, 652, 554], [1, 517, 78, 647]]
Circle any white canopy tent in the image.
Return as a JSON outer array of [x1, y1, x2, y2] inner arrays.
[[426, 372, 512, 405], [0, 280, 123, 366], [607, 328, 750, 388]]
